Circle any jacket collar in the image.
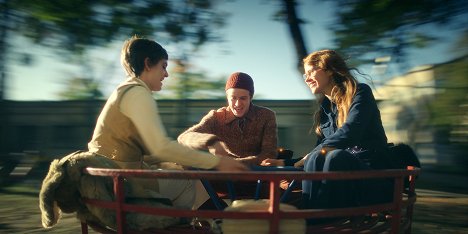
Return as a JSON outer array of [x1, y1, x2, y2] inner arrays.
[[320, 98, 337, 115], [119, 77, 152, 93]]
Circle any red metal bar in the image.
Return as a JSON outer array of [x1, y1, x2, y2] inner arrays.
[[80, 222, 88, 234], [282, 203, 394, 218], [268, 179, 281, 234], [81, 167, 420, 233], [391, 175, 404, 233], [406, 166, 417, 234], [114, 176, 125, 234], [85, 168, 419, 181]]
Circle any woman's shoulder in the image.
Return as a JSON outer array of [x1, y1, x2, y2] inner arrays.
[[357, 82, 372, 92], [354, 82, 377, 103], [356, 83, 375, 97]]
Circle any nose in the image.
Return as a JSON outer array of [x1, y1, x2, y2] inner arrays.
[[305, 75, 314, 82]]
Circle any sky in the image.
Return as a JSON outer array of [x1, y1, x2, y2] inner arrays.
[[7, 0, 464, 101]]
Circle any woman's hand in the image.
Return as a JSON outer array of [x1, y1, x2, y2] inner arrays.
[[215, 155, 249, 172], [293, 154, 310, 168], [293, 159, 305, 168], [260, 158, 285, 167]]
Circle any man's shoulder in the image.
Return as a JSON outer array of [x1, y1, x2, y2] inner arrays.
[[202, 107, 227, 120], [252, 104, 276, 115], [214, 106, 228, 113]]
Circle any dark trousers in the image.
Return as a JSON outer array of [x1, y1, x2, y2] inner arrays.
[[301, 149, 393, 210]]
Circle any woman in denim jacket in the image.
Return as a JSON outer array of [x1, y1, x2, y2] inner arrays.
[[263, 49, 395, 211]]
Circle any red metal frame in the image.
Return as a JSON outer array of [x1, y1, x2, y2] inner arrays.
[[81, 167, 420, 234]]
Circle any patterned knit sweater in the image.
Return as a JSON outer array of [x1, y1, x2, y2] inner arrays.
[[177, 104, 278, 166]]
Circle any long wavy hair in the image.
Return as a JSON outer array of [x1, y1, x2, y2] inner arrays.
[[303, 50, 358, 137]]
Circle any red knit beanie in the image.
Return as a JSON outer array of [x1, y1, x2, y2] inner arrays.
[[225, 72, 254, 97]]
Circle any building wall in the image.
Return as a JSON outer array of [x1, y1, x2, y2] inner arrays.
[[374, 55, 468, 171], [1, 100, 318, 160]]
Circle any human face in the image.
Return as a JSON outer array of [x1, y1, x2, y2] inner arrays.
[[303, 64, 333, 96], [226, 88, 251, 118], [141, 59, 168, 91]]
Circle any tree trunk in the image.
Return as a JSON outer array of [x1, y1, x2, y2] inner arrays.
[[282, 0, 308, 74]]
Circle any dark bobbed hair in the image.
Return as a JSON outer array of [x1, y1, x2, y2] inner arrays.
[[120, 35, 168, 77]]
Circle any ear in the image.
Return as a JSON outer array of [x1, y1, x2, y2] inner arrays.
[[144, 57, 151, 71]]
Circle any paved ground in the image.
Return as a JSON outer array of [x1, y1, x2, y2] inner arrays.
[[0, 169, 466, 233]]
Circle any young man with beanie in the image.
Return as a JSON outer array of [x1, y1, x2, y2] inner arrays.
[[177, 72, 278, 203], [178, 72, 278, 166]]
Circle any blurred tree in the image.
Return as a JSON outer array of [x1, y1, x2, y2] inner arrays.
[[328, 0, 468, 68], [423, 54, 468, 172], [0, 0, 228, 100], [10, 0, 226, 54], [160, 59, 226, 99], [273, 0, 308, 73], [57, 77, 103, 100]]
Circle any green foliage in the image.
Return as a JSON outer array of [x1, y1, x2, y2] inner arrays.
[[156, 72, 226, 99], [3, 0, 228, 100], [329, 0, 468, 65], [428, 55, 468, 128], [159, 61, 226, 99], [57, 77, 103, 100], [9, 0, 227, 54]]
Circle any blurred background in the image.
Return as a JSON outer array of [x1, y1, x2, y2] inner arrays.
[[0, 0, 467, 232]]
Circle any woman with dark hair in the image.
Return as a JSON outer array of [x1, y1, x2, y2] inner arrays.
[[88, 35, 247, 210], [262, 49, 396, 211]]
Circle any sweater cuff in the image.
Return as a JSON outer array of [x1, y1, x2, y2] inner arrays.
[[206, 135, 219, 147]]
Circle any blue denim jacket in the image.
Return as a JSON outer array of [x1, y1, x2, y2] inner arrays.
[[317, 83, 388, 151]]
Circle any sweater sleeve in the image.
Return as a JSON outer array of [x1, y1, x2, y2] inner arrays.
[[120, 86, 220, 169], [177, 110, 219, 149]]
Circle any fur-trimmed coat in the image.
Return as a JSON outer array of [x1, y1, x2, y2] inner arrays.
[[39, 151, 180, 231]]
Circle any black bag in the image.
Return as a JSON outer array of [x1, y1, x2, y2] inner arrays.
[[388, 143, 421, 169], [388, 143, 421, 189]]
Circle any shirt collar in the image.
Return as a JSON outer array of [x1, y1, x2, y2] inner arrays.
[[320, 98, 337, 115], [224, 103, 257, 124], [124, 77, 152, 93]]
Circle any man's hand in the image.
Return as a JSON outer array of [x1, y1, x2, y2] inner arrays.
[[260, 158, 285, 167], [215, 155, 249, 172]]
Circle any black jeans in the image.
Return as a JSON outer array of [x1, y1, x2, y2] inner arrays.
[[301, 149, 393, 211]]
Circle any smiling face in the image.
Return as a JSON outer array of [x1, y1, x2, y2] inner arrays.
[[140, 59, 168, 91], [303, 64, 333, 97], [226, 88, 251, 117]]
